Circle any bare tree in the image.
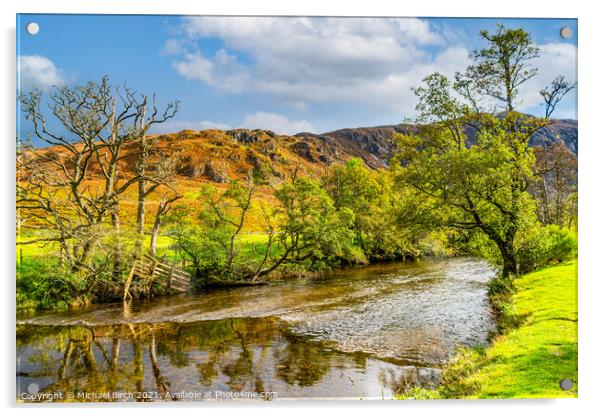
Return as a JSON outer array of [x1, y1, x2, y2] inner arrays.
[[531, 143, 578, 227], [17, 76, 178, 290], [540, 76, 576, 119], [135, 141, 180, 254]]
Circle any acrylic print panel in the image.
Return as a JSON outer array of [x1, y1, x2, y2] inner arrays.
[[16, 14, 578, 402]]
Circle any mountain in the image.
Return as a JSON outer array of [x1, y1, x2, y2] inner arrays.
[[154, 117, 576, 184], [37, 118, 577, 187], [317, 118, 578, 168]]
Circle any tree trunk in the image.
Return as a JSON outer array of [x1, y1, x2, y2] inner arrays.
[[496, 239, 518, 278], [502, 252, 518, 278], [135, 126, 148, 255], [481, 224, 518, 279], [136, 180, 147, 253], [149, 211, 161, 258], [137, 183, 146, 231], [111, 210, 123, 280]]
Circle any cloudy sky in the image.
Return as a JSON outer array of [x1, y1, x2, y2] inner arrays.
[[17, 15, 577, 136]]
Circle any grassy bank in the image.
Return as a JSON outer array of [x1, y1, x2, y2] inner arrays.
[[16, 232, 316, 312], [405, 261, 578, 399]]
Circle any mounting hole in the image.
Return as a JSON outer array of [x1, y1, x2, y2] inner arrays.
[[25, 22, 40, 35], [559, 379, 573, 390], [27, 382, 39, 394], [560, 27, 573, 39]]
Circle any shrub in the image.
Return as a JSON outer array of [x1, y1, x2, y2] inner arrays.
[[16, 258, 88, 311], [437, 347, 484, 398], [515, 225, 577, 274], [545, 225, 578, 263]]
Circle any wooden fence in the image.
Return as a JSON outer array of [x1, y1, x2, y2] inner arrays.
[[123, 254, 192, 301]]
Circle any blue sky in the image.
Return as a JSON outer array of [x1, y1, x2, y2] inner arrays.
[[17, 15, 577, 137]]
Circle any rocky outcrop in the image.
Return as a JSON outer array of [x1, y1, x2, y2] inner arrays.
[[227, 129, 277, 144], [290, 141, 317, 162], [204, 161, 229, 183], [131, 117, 579, 185], [322, 118, 577, 168]]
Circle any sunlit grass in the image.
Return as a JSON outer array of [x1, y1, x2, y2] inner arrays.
[[403, 261, 578, 399], [18, 230, 276, 262], [470, 261, 578, 398]]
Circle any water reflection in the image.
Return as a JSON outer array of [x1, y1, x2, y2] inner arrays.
[[17, 318, 440, 401], [17, 258, 495, 401]]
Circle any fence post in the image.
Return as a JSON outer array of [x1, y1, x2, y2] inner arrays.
[[168, 263, 175, 291]]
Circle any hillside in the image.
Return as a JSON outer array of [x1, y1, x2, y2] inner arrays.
[[30, 118, 577, 189], [320, 118, 578, 167], [157, 117, 577, 185]]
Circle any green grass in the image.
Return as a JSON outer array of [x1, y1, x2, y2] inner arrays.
[[403, 261, 578, 399], [17, 232, 274, 260], [16, 232, 59, 260]]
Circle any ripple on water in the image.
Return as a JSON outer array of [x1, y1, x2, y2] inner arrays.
[[17, 257, 496, 368]]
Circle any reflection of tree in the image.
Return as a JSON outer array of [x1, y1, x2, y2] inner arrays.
[[18, 317, 341, 401], [273, 335, 333, 387], [149, 334, 171, 395], [47, 327, 118, 400], [197, 352, 220, 386], [18, 323, 177, 402], [158, 325, 190, 368], [222, 341, 254, 391], [110, 338, 120, 371], [193, 319, 267, 393]]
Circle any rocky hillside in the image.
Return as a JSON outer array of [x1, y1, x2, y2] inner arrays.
[[147, 117, 577, 185], [35, 118, 577, 187], [319, 118, 578, 167]]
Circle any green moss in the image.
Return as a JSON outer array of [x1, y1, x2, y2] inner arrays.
[[402, 261, 578, 399]]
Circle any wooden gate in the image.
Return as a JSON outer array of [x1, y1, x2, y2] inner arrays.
[[123, 254, 192, 300]]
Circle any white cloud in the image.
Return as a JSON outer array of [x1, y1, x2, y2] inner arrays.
[[242, 112, 315, 135], [172, 53, 214, 83], [169, 17, 459, 115], [162, 39, 187, 55], [172, 49, 250, 93], [168, 17, 577, 119], [151, 120, 233, 133], [18, 55, 65, 91]]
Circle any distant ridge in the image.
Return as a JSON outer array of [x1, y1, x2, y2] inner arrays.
[[39, 118, 578, 186]]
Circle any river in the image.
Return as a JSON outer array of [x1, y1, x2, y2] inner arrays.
[[16, 257, 496, 401]]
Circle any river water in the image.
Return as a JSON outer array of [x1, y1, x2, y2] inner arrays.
[[16, 257, 496, 401]]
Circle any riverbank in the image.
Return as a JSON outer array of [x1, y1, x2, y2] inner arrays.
[[404, 261, 578, 399], [16, 247, 411, 312]]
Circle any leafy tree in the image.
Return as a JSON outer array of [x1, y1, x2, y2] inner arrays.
[[165, 176, 276, 281], [463, 24, 540, 112], [164, 205, 229, 274], [199, 176, 259, 279], [253, 174, 359, 278], [394, 25, 573, 277], [531, 143, 577, 228], [323, 158, 423, 260], [322, 158, 377, 259]]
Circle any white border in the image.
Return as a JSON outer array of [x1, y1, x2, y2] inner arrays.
[[2, 1, 601, 416]]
